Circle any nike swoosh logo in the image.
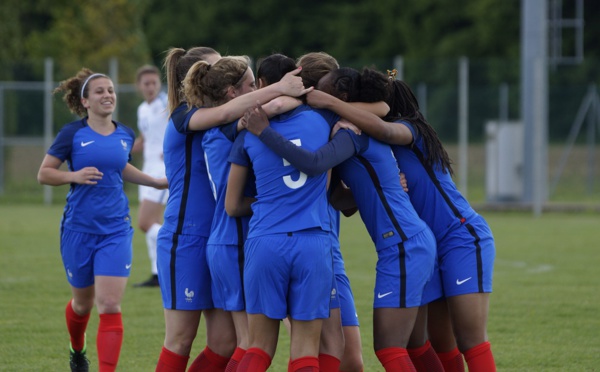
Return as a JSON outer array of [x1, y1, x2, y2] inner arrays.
[[377, 291, 393, 299], [81, 140, 95, 147], [125, 264, 132, 269], [456, 277, 472, 285]]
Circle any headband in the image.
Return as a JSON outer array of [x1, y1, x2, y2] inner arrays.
[[80, 73, 107, 99]]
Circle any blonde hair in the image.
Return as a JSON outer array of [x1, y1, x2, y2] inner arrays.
[[183, 56, 250, 108], [296, 52, 339, 88], [163, 46, 220, 113]]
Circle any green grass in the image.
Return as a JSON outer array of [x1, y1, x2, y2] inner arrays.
[[1, 206, 600, 371]]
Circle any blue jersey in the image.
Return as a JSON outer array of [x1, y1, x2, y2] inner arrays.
[[162, 104, 215, 236], [228, 105, 338, 238], [336, 132, 429, 251], [47, 118, 135, 234], [391, 121, 478, 241], [202, 122, 252, 245]]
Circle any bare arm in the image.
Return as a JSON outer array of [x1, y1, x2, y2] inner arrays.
[[307, 90, 413, 146], [37, 154, 103, 186], [188, 67, 313, 131], [225, 163, 255, 217], [350, 101, 390, 117], [122, 163, 168, 189], [132, 133, 144, 154]]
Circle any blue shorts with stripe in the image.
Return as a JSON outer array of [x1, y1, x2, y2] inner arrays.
[[244, 230, 333, 321], [373, 227, 436, 309], [206, 243, 245, 311], [428, 214, 495, 298], [157, 229, 213, 310], [60, 227, 134, 288], [332, 243, 359, 326]]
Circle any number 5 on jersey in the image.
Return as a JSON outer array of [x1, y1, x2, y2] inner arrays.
[[282, 139, 307, 189]]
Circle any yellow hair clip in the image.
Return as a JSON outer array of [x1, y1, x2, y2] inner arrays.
[[387, 69, 398, 80]]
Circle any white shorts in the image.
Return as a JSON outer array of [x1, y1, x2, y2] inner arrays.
[[139, 163, 168, 204]]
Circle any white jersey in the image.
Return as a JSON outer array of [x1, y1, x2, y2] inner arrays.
[[137, 91, 168, 174]]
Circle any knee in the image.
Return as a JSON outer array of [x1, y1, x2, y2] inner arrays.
[[71, 299, 94, 315], [95, 296, 122, 314], [207, 332, 237, 356], [138, 220, 151, 232]]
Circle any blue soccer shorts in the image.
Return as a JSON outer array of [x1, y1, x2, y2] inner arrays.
[[157, 229, 213, 310], [60, 227, 134, 288], [244, 231, 333, 321], [373, 227, 436, 309], [206, 243, 245, 312]]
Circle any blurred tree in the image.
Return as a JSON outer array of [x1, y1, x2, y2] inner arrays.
[[22, 0, 151, 81]]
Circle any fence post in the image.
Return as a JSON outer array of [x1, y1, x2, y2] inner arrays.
[[43, 58, 54, 205], [458, 57, 469, 197], [0, 83, 4, 195], [109, 57, 119, 121]]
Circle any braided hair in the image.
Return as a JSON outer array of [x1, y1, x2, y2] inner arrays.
[[386, 80, 454, 175]]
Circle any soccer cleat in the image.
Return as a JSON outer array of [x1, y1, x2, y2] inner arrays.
[[69, 344, 89, 372], [133, 274, 159, 287]]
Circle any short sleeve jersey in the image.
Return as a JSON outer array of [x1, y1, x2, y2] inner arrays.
[[390, 120, 477, 241], [162, 103, 215, 236], [137, 91, 168, 170], [47, 118, 135, 234], [335, 131, 429, 251], [202, 122, 252, 245], [228, 105, 338, 238]]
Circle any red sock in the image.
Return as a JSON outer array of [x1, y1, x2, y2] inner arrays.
[[237, 348, 271, 372], [65, 299, 90, 352], [156, 346, 190, 372], [463, 341, 496, 372], [188, 346, 230, 372], [375, 347, 416, 372], [318, 353, 340, 372], [407, 340, 444, 372], [289, 356, 319, 372], [437, 347, 465, 372], [97, 313, 123, 372], [225, 347, 247, 372]]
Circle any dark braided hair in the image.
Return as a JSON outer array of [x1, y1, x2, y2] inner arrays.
[[386, 80, 454, 175]]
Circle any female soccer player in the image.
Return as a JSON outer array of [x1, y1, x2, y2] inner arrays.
[[37, 68, 168, 372], [156, 46, 310, 372], [225, 62, 341, 371], [307, 74, 497, 372], [385, 79, 496, 372], [131, 64, 169, 288], [242, 67, 438, 371]]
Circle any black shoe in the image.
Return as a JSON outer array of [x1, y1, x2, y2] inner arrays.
[[70, 346, 89, 372], [134, 274, 159, 287]]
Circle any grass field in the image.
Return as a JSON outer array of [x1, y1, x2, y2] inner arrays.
[[1, 204, 599, 371]]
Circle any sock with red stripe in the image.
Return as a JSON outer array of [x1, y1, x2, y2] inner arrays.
[[437, 347, 465, 372], [463, 341, 496, 372], [237, 348, 271, 372], [65, 299, 90, 352], [155, 346, 190, 371], [375, 347, 416, 372], [225, 347, 247, 372], [407, 340, 444, 372], [97, 312, 123, 372], [188, 346, 230, 372], [289, 356, 319, 372]]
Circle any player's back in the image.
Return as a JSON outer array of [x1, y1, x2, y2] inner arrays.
[[336, 133, 429, 251], [240, 105, 335, 238]]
